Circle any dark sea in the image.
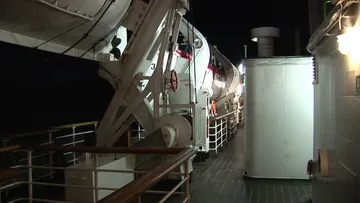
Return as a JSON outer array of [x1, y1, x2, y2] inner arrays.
[[0, 41, 114, 134]]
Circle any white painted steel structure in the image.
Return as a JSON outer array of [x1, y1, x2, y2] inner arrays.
[[244, 57, 314, 179]]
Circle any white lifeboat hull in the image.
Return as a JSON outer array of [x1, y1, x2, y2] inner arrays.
[[0, 0, 131, 59]]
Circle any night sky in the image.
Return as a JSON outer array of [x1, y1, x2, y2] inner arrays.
[[187, 0, 310, 64], [0, 0, 310, 134]]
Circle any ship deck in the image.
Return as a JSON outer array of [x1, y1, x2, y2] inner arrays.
[[158, 128, 312, 203]]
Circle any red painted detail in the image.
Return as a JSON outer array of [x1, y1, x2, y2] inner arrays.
[[208, 64, 225, 75], [176, 49, 193, 60]]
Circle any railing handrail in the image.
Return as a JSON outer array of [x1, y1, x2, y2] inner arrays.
[[0, 145, 187, 155], [0, 145, 194, 203], [210, 109, 239, 120], [0, 145, 20, 153], [3, 121, 99, 139], [98, 148, 196, 203], [11, 129, 60, 139], [17, 145, 187, 154], [53, 121, 98, 129], [0, 121, 195, 203]]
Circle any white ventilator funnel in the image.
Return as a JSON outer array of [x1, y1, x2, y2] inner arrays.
[[251, 27, 279, 57]]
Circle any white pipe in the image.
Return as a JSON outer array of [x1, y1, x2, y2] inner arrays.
[[244, 45, 248, 58]]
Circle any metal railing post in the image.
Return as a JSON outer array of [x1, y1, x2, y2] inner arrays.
[[28, 151, 33, 203], [185, 161, 190, 203], [48, 132, 53, 180], [215, 120, 218, 154], [127, 129, 131, 147], [72, 127, 76, 165], [137, 123, 141, 139], [1, 144, 194, 203], [94, 154, 99, 202]]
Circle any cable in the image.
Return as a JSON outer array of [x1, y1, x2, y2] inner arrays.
[[34, 20, 87, 49], [78, 1, 133, 58], [185, 18, 194, 140], [34, 0, 110, 49], [186, 20, 192, 106], [79, 17, 124, 58], [61, 0, 115, 55], [78, 10, 128, 58], [79, 38, 105, 58], [94, 0, 111, 17], [190, 2, 198, 104]]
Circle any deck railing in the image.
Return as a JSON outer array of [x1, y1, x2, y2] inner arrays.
[[208, 110, 239, 155], [0, 121, 98, 195], [0, 121, 195, 203], [0, 145, 195, 203]]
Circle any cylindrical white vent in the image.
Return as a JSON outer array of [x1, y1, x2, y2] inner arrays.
[[251, 27, 279, 57], [257, 37, 274, 57]]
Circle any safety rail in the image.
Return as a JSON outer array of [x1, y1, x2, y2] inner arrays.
[[208, 110, 239, 155], [0, 121, 98, 200], [227, 111, 238, 140], [130, 122, 146, 144], [209, 116, 228, 155], [239, 106, 245, 127], [0, 145, 195, 203]]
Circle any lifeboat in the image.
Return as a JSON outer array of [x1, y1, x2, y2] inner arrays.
[[0, 0, 131, 59]]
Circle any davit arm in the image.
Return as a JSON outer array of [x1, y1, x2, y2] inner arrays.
[[96, 0, 191, 147]]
